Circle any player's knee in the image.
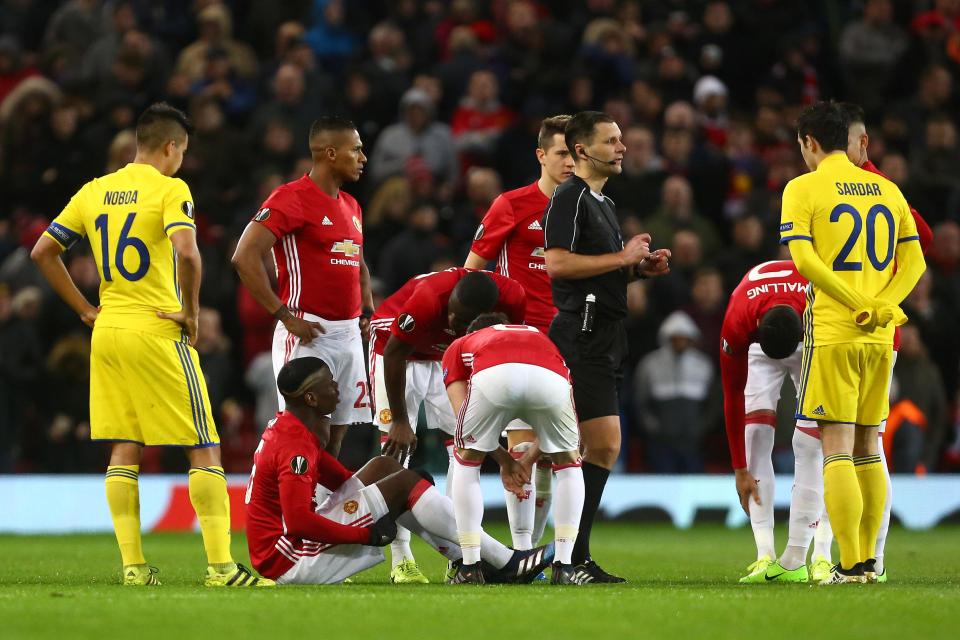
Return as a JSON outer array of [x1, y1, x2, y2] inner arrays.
[[410, 468, 436, 485], [792, 429, 820, 461], [365, 454, 402, 479], [584, 443, 619, 468]]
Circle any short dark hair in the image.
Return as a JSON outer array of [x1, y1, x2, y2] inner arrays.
[[796, 101, 849, 153], [277, 356, 330, 398], [538, 115, 571, 151], [136, 102, 191, 150], [453, 272, 499, 313], [467, 312, 509, 333], [839, 102, 865, 126], [309, 115, 357, 141], [757, 306, 803, 360], [565, 110, 615, 157]]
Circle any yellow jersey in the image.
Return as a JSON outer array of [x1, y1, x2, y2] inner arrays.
[[44, 162, 197, 341], [779, 153, 919, 346]]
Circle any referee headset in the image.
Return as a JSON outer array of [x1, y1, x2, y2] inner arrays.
[[575, 143, 623, 248]]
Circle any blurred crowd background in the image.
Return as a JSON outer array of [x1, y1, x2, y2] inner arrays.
[[2, 0, 960, 476]]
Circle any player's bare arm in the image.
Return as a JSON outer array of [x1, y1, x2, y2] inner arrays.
[[463, 251, 490, 270], [232, 221, 323, 343], [381, 335, 417, 461], [545, 233, 649, 280], [30, 235, 99, 328], [157, 227, 203, 345], [359, 251, 374, 341]]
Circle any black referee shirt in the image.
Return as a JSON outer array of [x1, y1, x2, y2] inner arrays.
[[542, 175, 627, 320]]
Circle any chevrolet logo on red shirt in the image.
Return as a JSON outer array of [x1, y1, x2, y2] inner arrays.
[[332, 240, 361, 257]]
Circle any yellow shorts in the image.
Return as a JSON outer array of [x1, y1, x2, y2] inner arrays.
[[90, 327, 219, 447], [797, 343, 892, 427]]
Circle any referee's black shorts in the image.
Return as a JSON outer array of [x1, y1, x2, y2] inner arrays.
[[548, 311, 627, 422]]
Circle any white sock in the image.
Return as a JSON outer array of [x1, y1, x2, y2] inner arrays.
[[553, 464, 584, 565], [451, 457, 485, 566], [401, 480, 512, 568], [533, 462, 553, 546], [395, 511, 461, 562], [504, 442, 535, 550], [875, 435, 892, 573], [783, 429, 823, 569], [745, 422, 776, 559], [390, 528, 413, 568], [813, 504, 833, 561], [383, 436, 415, 568]]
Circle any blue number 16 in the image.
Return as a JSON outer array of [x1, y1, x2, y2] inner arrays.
[[830, 203, 895, 272], [94, 212, 150, 281]]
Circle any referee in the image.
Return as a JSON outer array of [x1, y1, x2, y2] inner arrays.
[[543, 111, 670, 583]]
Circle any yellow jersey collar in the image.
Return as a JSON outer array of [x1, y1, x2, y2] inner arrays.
[[816, 152, 851, 172]]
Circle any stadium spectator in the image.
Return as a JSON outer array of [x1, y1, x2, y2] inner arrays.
[[377, 200, 445, 294], [604, 125, 667, 216], [369, 88, 457, 196], [838, 0, 908, 115], [175, 3, 257, 82], [635, 311, 713, 473], [642, 175, 720, 258], [890, 325, 948, 472], [451, 70, 515, 164]]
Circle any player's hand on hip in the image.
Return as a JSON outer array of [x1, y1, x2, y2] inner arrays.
[[383, 419, 417, 464], [157, 307, 199, 345], [283, 315, 324, 344], [621, 233, 651, 266], [734, 468, 761, 515], [79, 304, 100, 329], [366, 515, 398, 546], [359, 316, 371, 342]]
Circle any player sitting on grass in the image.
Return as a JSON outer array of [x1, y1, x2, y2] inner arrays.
[[244, 356, 554, 584], [443, 313, 584, 585]]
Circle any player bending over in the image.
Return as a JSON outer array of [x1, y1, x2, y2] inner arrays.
[[720, 261, 832, 583], [464, 115, 574, 552], [244, 356, 553, 584], [443, 313, 585, 585], [781, 102, 924, 584], [368, 268, 525, 582]]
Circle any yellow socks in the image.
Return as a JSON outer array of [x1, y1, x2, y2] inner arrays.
[[823, 454, 862, 570], [188, 466, 235, 569], [105, 465, 145, 567], [855, 454, 887, 563]]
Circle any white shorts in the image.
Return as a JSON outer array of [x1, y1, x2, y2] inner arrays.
[[369, 352, 456, 436], [272, 313, 371, 425], [745, 344, 816, 430], [276, 476, 388, 585], [456, 363, 579, 454]]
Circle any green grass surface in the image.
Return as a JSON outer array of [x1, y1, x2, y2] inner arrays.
[[0, 524, 957, 639]]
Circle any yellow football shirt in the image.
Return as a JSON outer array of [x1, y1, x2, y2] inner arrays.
[[779, 153, 919, 346], [44, 162, 197, 340]]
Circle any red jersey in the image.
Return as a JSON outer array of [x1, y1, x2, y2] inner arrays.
[[720, 261, 808, 469], [470, 182, 555, 331], [245, 412, 371, 579], [442, 324, 569, 385], [254, 175, 364, 320], [370, 268, 527, 361]]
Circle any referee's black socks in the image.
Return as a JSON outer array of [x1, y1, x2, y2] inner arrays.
[[572, 461, 610, 565]]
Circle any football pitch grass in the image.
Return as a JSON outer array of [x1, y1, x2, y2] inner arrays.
[[1, 524, 957, 640]]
